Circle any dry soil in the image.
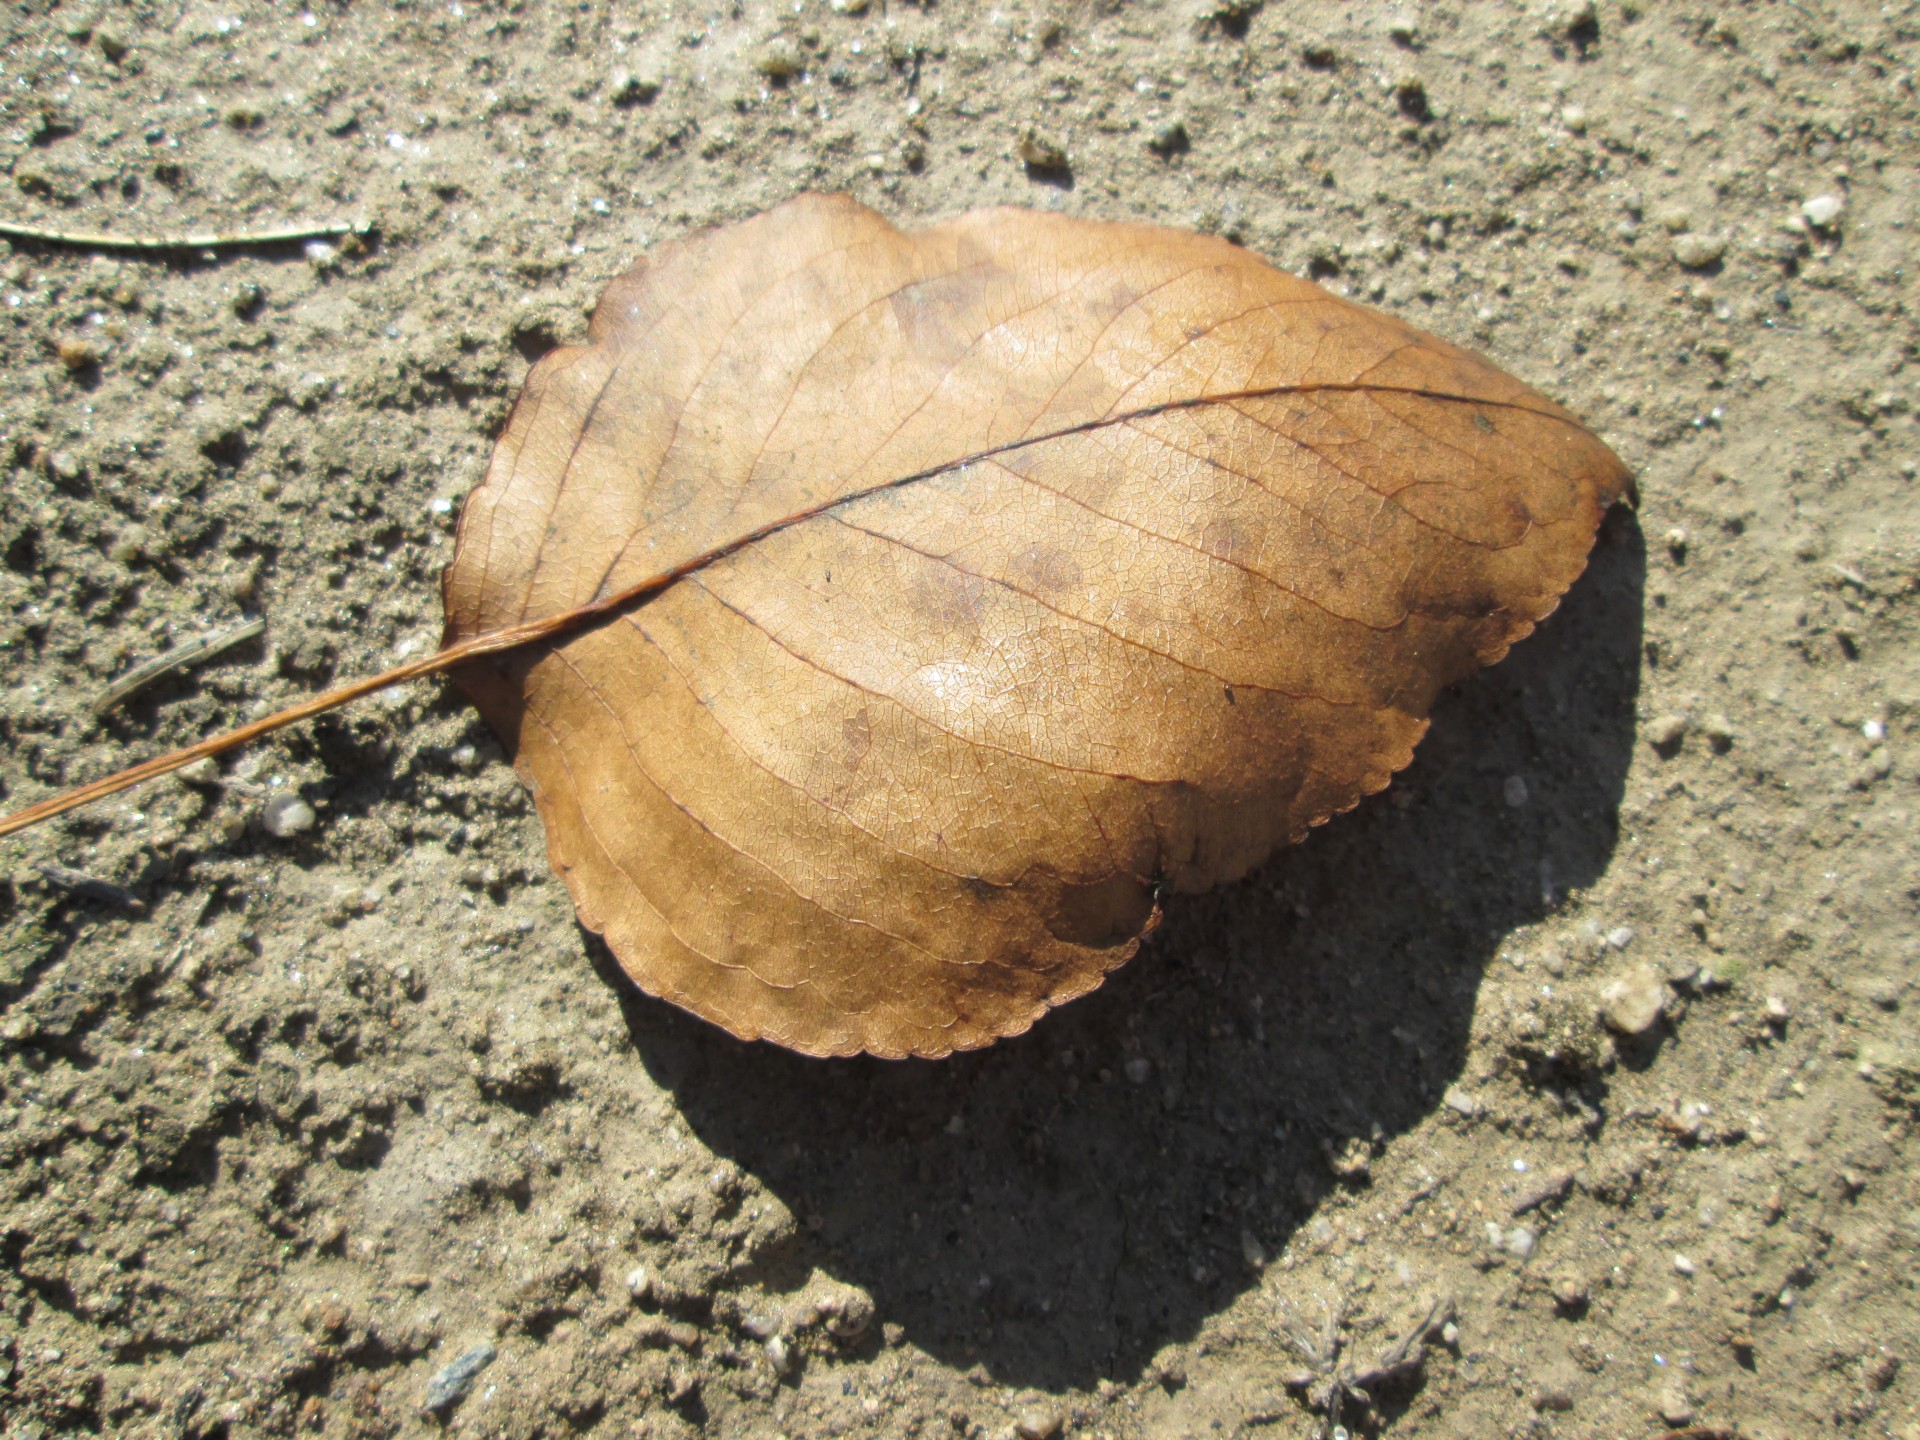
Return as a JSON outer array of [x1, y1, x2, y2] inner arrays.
[[0, 3, 1916, 1439]]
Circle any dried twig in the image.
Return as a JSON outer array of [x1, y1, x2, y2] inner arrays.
[[1280, 1293, 1454, 1439], [93, 616, 266, 715], [0, 218, 369, 254], [1346, 1293, 1453, 1393]]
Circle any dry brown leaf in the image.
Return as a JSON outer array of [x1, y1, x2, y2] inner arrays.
[[440, 194, 1632, 1058]]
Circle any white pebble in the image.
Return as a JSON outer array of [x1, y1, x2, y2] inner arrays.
[[1671, 231, 1727, 269], [260, 792, 315, 838], [1505, 1225, 1537, 1260], [1597, 963, 1667, 1035], [1672, 1253, 1696, 1276], [1502, 775, 1529, 808], [764, 1334, 793, 1374], [1801, 193, 1844, 228], [1646, 713, 1689, 751], [1605, 925, 1636, 950], [624, 1264, 651, 1301], [1124, 1055, 1152, 1085], [1442, 1085, 1478, 1117], [1862, 719, 1886, 743]]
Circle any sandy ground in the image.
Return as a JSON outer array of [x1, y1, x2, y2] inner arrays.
[[0, 2, 1916, 1437]]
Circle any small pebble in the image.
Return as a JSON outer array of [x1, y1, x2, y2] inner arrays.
[[1801, 193, 1844, 229], [1646, 713, 1689, 753], [1123, 1055, 1152, 1085], [176, 757, 222, 788], [1657, 1387, 1694, 1426], [1017, 133, 1070, 172], [56, 337, 97, 371], [1672, 1253, 1696, 1276], [1597, 963, 1667, 1036], [754, 40, 804, 79], [1533, 1386, 1576, 1412], [108, 525, 151, 565], [1560, 104, 1587, 133], [1664, 526, 1689, 558], [1670, 232, 1727, 269], [1502, 775, 1529, 808], [739, 1311, 778, 1340], [625, 1264, 652, 1302], [1240, 1228, 1267, 1269], [1015, 1407, 1062, 1440], [1862, 718, 1886, 743], [423, 1342, 496, 1415], [260, 792, 316, 838], [1551, 1272, 1588, 1309], [1605, 925, 1635, 950], [1442, 1085, 1478, 1118], [764, 1334, 793, 1374], [1147, 120, 1190, 158], [608, 69, 660, 106]]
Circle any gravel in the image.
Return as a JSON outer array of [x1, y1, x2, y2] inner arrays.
[[1801, 193, 1845, 228], [259, 791, 316, 837], [1597, 964, 1668, 1036], [1670, 232, 1728, 269], [423, 1342, 497, 1415]]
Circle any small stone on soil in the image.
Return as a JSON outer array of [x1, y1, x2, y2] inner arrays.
[[1598, 963, 1667, 1035], [1801, 193, 1845, 228], [423, 1341, 496, 1415], [260, 793, 316, 838], [1646, 714, 1689, 752], [1657, 1387, 1694, 1426], [625, 1264, 652, 1302], [57, 337, 97, 371], [1671, 232, 1727, 268]]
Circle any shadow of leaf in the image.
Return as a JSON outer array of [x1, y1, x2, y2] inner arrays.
[[602, 509, 1645, 1392]]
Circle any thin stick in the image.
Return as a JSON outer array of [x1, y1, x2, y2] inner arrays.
[[93, 616, 267, 715], [0, 380, 1603, 840], [0, 587, 655, 838], [0, 219, 369, 253]]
